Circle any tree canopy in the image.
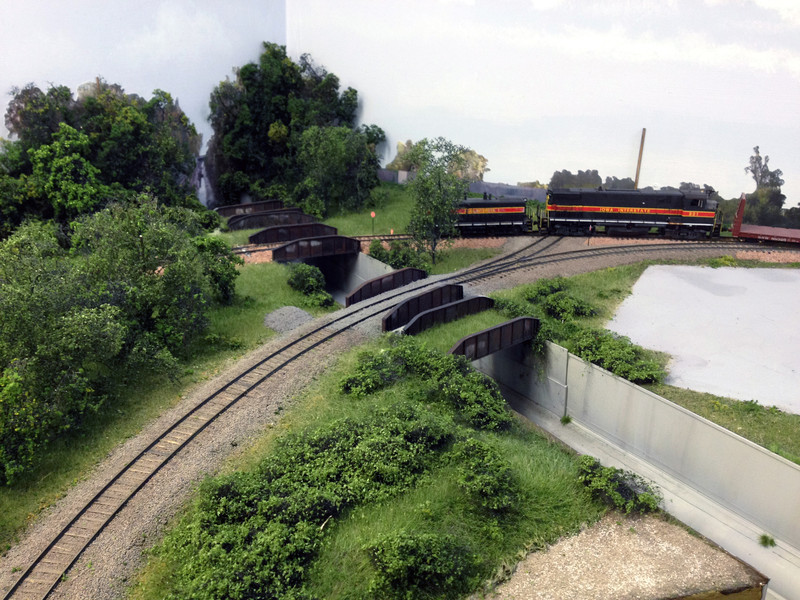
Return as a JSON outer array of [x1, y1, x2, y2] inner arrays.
[[745, 146, 784, 191], [406, 137, 469, 264], [0, 197, 241, 484], [741, 146, 790, 226], [0, 80, 203, 237], [205, 42, 384, 216]]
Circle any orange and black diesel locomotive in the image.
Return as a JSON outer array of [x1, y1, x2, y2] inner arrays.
[[457, 188, 721, 239], [542, 188, 721, 238]]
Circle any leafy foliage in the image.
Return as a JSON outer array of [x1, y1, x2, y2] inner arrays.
[[406, 137, 470, 264], [368, 239, 430, 272], [365, 531, 476, 599], [453, 439, 519, 514], [205, 43, 384, 215], [286, 263, 333, 307], [157, 401, 453, 600], [296, 125, 381, 217], [339, 336, 513, 431], [495, 276, 663, 384], [0, 81, 203, 234], [0, 199, 241, 484], [578, 456, 661, 514], [569, 330, 664, 384]]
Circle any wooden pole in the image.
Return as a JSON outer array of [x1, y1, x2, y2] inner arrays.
[[634, 127, 646, 189]]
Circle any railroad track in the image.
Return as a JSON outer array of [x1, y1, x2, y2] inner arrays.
[[3, 236, 790, 600]]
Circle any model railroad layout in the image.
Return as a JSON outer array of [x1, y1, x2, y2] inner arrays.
[[3, 236, 795, 600]]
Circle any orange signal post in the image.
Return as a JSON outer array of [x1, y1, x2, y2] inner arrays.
[[371, 211, 376, 234]]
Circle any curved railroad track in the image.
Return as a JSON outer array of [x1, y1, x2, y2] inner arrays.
[[2, 236, 795, 600]]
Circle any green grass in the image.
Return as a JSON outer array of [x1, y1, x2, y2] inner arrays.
[[0, 261, 335, 551], [210, 227, 261, 247], [306, 429, 598, 599], [413, 310, 510, 353], [130, 338, 603, 600], [488, 257, 800, 465], [324, 183, 414, 236], [427, 246, 501, 274], [644, 384, 800, 466]]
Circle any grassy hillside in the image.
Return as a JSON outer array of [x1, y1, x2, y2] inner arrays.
[[130, 336, 604, 599]]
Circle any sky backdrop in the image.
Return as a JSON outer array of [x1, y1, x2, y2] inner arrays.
[[2, 0, 798, 204]]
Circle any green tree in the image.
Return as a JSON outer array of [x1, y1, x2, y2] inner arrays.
[[1, 80, 203, 236], [295, 125, 380, 217], [205, 43, 383, 211], [28, 123, 109, 219], [0, 199, 240, 483], [406, 137, 469, 264], [745, 146, 784, 191], [549, 169, 602, 189]]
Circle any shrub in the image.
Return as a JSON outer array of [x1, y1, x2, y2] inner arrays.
[[540, 291, 596, 321], [578, 455, 661, 514], [160, 401, 453, 599], [453, 439, 519, 513], [492, 297, 533, 319], [339, 338, 513, 431], [368, 239, 390, 263], [570, 329, 665, 384], [287, 262, 326, 295], [366, 531, 476, 599], [339, 348, 408, 398], [522, 277, 569, 303], [369, 239, 430, 272]]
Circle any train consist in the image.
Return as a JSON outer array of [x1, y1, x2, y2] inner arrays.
[[544, 187, 721, 238], [456, 188, 723, 239]]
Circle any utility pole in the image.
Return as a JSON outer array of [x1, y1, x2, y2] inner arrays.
[[634, 127, 646, 189]]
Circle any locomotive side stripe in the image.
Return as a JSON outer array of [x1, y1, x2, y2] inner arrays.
[[457, 207, 526, 215], [546, 204, 716, 219]]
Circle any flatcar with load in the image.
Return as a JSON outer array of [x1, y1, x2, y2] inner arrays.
[[542, 188, 721, 238]]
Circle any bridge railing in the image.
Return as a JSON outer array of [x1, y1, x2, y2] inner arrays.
[[345, 268, 427, 307], [248, 223, 337, 245], [229, 209, 310, 231], [403, 297, 495, 336], [272, 236, 361, 263], [382, 284, 464, 331], [449, 317, 539, 360], [215, 200, 284, 218]]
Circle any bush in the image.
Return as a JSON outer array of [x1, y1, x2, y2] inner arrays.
[[540, 291, 596, 321], [368, 239, 430, 272], [157, 401, 453, 599], [366, 531, 476, 599], [287, 262, 326, 295], [578, 455, 661, 514], [453, 439, 519, 513], [339, 337, 513, 431], [570, 329, 665, 384], [523, 277, 569, 303]]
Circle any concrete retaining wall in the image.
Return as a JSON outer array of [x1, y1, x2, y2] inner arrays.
[[473, 341, 800, 598]]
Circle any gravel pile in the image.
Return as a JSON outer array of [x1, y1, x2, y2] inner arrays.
[[263, 305, 315, 333]]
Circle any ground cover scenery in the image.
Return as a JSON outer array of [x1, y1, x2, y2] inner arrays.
[[1, 42, 798, 599]]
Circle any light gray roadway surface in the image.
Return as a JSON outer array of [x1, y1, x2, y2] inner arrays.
[[608, 265, 800, 414]]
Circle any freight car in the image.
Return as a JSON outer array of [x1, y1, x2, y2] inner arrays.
[[541, 187, 721, 238], [455, 197, 533, 235]]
